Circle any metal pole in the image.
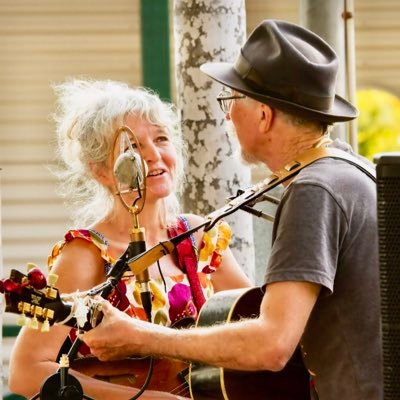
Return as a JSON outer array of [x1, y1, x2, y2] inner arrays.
[[299, 0, 356, 147], [343, 0, 358, 152]]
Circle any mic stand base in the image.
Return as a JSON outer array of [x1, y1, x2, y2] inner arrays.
[[31, 370, 95, 400]]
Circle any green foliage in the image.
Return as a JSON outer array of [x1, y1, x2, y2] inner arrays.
[[357, 89, 400, 160]]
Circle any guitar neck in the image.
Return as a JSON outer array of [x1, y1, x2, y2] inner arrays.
[[4, 268, 103, 332]]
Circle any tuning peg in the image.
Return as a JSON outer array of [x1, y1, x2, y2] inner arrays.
[[30, 316, 39, 330], [27, 267, 47, 290], [24, 316, 32, 327], [3, 279, 21, 293], [17, 313, 26, 326], [47, 273, 58, 287], [26, 262, 38, 271], [45, 273, 59, 299], [41, 319, 50, 332]]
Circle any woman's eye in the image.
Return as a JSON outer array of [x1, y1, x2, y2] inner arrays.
[[125, 142, 138, 150], [155, 135, 169, 143]]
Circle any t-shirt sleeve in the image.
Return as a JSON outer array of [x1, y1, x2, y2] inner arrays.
[[264, 182, 348, 295]]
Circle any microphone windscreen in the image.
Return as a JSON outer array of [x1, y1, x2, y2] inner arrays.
[[114, 150, 147, 188]]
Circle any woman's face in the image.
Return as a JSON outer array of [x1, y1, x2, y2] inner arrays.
[[112, 115, 178, 202]]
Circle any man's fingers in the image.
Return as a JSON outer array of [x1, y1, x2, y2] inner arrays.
[[99, 299, 114, 316]]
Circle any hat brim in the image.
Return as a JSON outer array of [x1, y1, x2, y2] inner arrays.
[[201, 62, 358, 123]]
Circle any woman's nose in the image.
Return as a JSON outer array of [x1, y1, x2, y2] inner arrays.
[[142, 142, 161, 164]]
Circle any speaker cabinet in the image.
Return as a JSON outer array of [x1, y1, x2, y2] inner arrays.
[[375, 153, 400, 399]]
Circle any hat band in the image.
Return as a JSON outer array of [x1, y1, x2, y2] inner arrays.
[[233, 53, 333, 112]]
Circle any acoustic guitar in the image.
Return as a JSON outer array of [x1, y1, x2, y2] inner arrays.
[[189, 287, 311, 400], [2, 269, 310, 399]]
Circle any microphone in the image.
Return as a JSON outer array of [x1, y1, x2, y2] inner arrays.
[[113, 146, 152, 322], [113, 149, 148, 190]]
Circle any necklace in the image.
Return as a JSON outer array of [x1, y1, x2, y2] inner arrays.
[[156, 259, 167, 291]]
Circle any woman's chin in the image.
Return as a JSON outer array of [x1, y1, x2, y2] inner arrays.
[[145, 185, 172, 200]]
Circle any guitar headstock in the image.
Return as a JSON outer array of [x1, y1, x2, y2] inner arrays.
[[1, 266, 71, 332]]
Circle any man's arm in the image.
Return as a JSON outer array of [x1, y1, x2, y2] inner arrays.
[[83, 280, 320, 371]]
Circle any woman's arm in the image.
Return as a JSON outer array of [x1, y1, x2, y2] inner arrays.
[[183, 213, 252, 292], [210, 246, 252, 292]]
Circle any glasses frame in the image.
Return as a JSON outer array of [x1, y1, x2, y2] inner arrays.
[[216, 90, 246, 113]]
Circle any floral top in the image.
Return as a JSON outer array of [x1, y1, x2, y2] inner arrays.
[[48, 216, 232, 357]]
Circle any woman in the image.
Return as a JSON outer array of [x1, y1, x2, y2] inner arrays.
[[9, 79, 251, 399]]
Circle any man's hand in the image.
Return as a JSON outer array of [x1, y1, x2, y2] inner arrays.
[[82, 300, 150, 360]]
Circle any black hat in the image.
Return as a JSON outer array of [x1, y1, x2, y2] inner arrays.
[[200, 19, 358, 123]]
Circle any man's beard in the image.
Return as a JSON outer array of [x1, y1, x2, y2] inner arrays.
[[226, 120, 262, 167], [240, 148, 262, 166]]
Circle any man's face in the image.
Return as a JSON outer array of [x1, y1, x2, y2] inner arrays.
[[225, 90, 262, 165]]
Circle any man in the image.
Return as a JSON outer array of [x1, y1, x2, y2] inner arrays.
[[83, 20, 383, 399]]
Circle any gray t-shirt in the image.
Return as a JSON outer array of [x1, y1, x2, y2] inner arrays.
[[265, 140, 383, 400]]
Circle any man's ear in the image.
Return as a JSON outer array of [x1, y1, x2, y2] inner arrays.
[[259, 103, 274, 133]]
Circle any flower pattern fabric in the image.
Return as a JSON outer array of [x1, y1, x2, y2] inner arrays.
[[48, 218, 232, 358]]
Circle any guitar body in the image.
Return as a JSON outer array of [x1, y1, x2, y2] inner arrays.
[[71, 356, 190, 395], [189, 287, 311, 400], [70, 316, 195, 396]]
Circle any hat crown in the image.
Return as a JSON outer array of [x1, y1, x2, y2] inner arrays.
[[238, 20, 338, 110], [200, 19, 358, 122]]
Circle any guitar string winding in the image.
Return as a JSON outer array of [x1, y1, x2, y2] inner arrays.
[[57, 292, 99, 328]]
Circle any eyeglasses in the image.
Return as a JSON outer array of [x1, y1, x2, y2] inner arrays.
[[216, 89, 246, 113]]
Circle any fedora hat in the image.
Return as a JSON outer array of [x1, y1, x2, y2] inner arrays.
[[201, 19, 358, 123]]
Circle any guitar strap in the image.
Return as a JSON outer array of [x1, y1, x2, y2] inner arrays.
[[203, 146, 376, 234], [268, 146, 376, 186], [167, 216, 206, 311]]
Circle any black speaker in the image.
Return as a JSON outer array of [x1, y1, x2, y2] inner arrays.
[[375, 153, 400, 399]]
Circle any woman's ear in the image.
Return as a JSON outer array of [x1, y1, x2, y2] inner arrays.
[[259, 103, 274, 134], [88, 160, 114, 186]]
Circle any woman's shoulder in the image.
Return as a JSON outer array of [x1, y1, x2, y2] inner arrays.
[[48, 228, 113, 271], [179, 213, 204, 227]]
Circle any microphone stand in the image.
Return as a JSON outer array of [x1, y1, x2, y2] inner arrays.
[[128, 213, 152, 322], [31, 213, 154, 400], [32, 355, 94, 400]]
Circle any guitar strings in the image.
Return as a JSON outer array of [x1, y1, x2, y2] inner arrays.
[[117, 260, 167, 293], [169, 381, 190, 396]]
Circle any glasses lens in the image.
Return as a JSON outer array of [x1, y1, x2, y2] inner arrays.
[[222, 99, 231, 113], [217, 90, 232, 113]]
